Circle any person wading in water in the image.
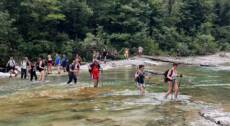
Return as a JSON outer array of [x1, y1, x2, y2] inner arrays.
[[164, 63, 179, 99], [67, 59, 78, 84], [89, 60, 102, 88], [135, 65, 149, 96]]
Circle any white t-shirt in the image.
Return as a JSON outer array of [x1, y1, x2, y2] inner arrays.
[[138, 47, 143, 53], [8, 60, 16, 67], [21, 60, 27, 69]]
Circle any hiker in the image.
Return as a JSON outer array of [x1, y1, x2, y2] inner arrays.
[[38, 57, 46, 81], [61, 54, 68, 72], [89, 60, 102, 88], [124, 48, 129, 59], [137, 46, 143, 57], [93, 50, 97, 60], [164, 63, 179, 99], [30, 61, 37, 81], [47, 54, 52, 74], [6, 57, 17, 78], [67, 60, 77, 84], [20, 57, 28, 79], [55, 53, 61, 74], [135, 65, 146, 96], [96, 51, 100, 60], [75, 54, 82, 64], [102, 49, 108, 64], [75, 58, 80, 76]]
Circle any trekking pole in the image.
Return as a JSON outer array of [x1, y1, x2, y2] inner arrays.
[[100, 69, 104, 87]]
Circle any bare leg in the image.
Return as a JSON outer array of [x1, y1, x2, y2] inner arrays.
[[140, 85, 145, 96], [94, 80, 99, 88], [174, 82, 179, 99], [42, 71, 45, 81], [164, 81, 172, 99]]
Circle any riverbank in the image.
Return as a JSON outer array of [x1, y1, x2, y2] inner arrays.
[[1, 52, 230, 78]]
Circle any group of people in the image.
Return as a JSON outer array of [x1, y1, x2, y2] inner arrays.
[[124, 46, 144, 59], [6, 53, 70, 82], [5, 47, 180, 99], [5, 53, 102, 88], [135, 63, 180, 99]]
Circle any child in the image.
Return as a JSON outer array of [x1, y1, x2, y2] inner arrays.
[[135, 65, 146, 96]]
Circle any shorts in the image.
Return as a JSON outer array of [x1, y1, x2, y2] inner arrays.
[[8, 66, 15, 71], [48, 60, 52, 66], [136, 82, 145, 87], [165, 78, 173, 83], [38, 68, 44, 72]]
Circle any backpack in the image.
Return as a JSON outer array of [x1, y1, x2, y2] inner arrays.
[[66, 63, 70, 72], [36, 62, 40, 71], [164, 69, 173, 82], [134, 71, 139, 82]]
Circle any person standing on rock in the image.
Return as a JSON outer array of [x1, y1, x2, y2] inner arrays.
[[164, 63, 179, 100], [124, 48, 129, 59], [137, 46, 143, 57]]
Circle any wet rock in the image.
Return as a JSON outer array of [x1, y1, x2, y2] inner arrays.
[[199, 109, 230, 126]]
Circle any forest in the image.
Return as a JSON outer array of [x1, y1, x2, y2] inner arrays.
[[0, 0, 229, 64]]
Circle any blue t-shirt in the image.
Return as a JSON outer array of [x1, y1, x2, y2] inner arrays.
[[55, 55, 61, 65]]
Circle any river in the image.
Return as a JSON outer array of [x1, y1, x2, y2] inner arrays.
[[0, 64, 229, 126]]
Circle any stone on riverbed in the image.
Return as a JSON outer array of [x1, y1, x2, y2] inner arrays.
[[199, 109, 230, 126]]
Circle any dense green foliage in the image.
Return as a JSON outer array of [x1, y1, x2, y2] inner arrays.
[[0, 0, 229, 64]]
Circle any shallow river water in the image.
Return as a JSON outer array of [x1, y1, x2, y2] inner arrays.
[[0, 65, 229, 126]]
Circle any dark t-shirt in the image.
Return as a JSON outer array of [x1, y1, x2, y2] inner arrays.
[[136, 72, 145, 84]]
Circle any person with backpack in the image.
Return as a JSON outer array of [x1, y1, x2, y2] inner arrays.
[[135, 65, 146, 96], [67, 60, 77, 84], [6, 57, 17, 78], [164, 63, 179, 99], [30, 61, 37, 81], [89, 60, 102, 88]]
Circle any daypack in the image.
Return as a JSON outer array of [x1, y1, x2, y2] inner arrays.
[[134, 71, 139, 82], [89, 63, 100, 73], [164, 69, 173, 82], [66, 63, 70, 72], [36, 62, 40, 70]]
